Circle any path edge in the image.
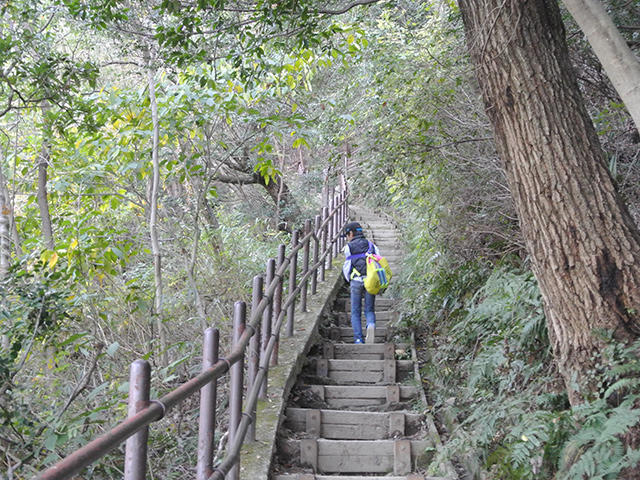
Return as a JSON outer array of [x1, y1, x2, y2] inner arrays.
[[239, 261, 345, 479]]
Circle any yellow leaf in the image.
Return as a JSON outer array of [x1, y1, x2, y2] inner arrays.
[[48, 252, 59, 270], [70, 238, 78, 250]]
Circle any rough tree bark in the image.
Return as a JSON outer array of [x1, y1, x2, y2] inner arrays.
[[562, 0, 640, 135], [458, 0, 640, 405]]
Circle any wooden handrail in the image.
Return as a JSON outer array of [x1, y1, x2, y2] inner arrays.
[[37, 192, 349, 480]]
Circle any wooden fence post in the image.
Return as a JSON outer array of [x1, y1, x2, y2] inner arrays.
[[333, 195, 340, 257], [286, 230, 298, 337], [340, 192, 346, 249], [196, 328, 219, 480], [272, 244, 285, 366], [260, 259, 275, 399], [327, 198, 334, 269], [247, 275, 263, 442], [312, 215, 320, 294], [228, 301, 246, 480], [124, 360, 150, 480], [301, 219, 311, 312], [321, 207, 328, 280]]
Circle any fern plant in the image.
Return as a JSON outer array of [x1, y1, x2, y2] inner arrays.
[[558, 396, 640, 479]]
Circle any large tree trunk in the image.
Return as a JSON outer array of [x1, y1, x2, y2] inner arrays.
[[458, 0, 640, 405], [562, 0, 640, 136]]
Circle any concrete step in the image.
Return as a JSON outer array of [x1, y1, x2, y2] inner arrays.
[[335, 297, 396, 310], [335, 311, 397, 325], [280, 438, 432, 474], [311, 358, 414, 384], [284, 408, 425, 440], [274, 475, 442, 480], [332, 326, 389, 343], [325, 342, 411, 360], [303, 384, 420, 409], [336, 310, 396, 321]]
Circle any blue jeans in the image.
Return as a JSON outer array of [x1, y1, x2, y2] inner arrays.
[[350, 280, 376, 342]]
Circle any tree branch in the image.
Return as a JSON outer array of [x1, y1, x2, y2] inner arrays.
[[318, 0, 383, 15], [54, 344, 104, 424], [214, 172, 258, 184]]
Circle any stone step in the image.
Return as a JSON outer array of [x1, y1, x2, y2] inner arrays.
[[305, 384, 419, 409], [312, 359, 414, 384], [284, 408, 425, 440], [280, 438, 432, 474], [325, 342, 411, 360]]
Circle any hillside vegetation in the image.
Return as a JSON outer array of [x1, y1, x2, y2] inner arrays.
[[1, 1, 640, 479]]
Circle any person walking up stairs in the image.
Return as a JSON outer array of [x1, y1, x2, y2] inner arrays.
[[270, 208, 454, 480], [341, 221, 381, 344]]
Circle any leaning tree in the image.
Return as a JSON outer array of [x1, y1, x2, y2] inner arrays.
[[457, 0, 640, 405]]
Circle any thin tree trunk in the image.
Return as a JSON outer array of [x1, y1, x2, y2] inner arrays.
[[275, 153, 285, 230], [562, 0, 640, 135], [0, 169, 11, 277], [0, 205, 8, 278], [0, 166, 21, 257], [186, 172, 207, 331], [458, 0, 640, 405], [321, 167, 330, 209], [189, 174, 221, 251], [147, 55, 167, 367], [37, 102, 54, 250]]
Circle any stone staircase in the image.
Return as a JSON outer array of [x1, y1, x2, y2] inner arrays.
[[270, 208, 453, 480]]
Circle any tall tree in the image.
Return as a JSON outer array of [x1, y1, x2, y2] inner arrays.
[[562, 0, 640, 135], [457, 0, 640, 405]]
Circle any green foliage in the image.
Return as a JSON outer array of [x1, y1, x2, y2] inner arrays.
[[558, 396, 640, 479], [1, 254, 72, 378], [453, 266, 547, 356]]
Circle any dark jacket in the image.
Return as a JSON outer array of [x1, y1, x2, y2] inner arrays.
[[347, 235, 371, 278]]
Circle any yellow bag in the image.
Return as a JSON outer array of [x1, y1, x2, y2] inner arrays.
[[364, 253, 392, 295]]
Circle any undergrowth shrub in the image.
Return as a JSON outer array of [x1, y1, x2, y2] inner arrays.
[[1, 203, 289, 477], [416, 262, 640, 479]]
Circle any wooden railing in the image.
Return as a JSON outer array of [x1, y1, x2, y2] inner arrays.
[[38, 192, 349, 480]]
